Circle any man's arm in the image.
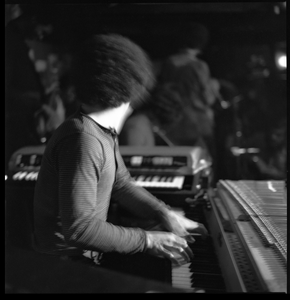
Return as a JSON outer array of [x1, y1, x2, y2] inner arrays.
[[112, 144, 208, 240], [112, 143, 170, 222], [57, 133, 147, 254]]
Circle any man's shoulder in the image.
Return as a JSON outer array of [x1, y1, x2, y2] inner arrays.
[[59, 112, 99, 133], [49, 113, 104, 147], [56, 114, 85, 133]]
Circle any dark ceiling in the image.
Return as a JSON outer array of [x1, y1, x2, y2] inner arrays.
[[18, 3, 286, 80], [25, 3, 286, 48]]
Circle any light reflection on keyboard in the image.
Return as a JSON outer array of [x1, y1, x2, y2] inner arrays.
[[11, 171, 39, 181], [132, 175, 185, 189]]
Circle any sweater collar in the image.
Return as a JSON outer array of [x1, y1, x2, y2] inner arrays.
[[79, 108, 117, 137]]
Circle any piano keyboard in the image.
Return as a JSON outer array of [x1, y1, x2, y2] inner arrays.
[[132, 175, 185, 190], [99, 203, 227, 293], [170, 206, 227, 293]]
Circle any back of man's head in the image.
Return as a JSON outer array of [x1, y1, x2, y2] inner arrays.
[[72, 34, 155, 110]]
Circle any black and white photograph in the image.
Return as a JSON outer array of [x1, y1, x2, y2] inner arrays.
[[5, 3, 287, 294]]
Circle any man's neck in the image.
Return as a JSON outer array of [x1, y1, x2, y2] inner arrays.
[[81, 103, 132, 134]]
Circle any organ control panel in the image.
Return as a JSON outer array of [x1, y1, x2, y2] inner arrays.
[[6, 145, 45, 185], [119, 146, 213, 205]]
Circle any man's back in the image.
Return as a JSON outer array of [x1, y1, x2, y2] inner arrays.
[[33, 111, 117, 255]]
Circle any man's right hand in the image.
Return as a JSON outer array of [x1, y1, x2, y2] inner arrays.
[[145, 231, 193, 266]]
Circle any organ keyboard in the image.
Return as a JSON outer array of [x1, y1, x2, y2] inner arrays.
[[119, 146, 212, 206], [132, 175, 185, 190], [6, 145, 45, 187], [6, 145, 212, 190], [5, 145, 213, 206]]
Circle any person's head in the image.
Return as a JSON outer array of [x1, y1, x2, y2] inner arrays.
[[178, 22, 209, 52], [71, 34, 155, 110], [11, 4, 53, 40]]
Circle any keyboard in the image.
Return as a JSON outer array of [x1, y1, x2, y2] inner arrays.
[[170, 206, 227, 293], [100, 203, 227, 293], [133, 175, 185, 189]]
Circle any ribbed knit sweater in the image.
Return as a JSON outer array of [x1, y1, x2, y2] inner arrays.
[[33, 109, 169, 256]]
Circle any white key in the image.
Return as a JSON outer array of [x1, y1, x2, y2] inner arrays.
[[135, 175, 145, 186], [142, 176, 153, 187], [12, 171, 22, 181], [172, 278, 192, 289], [25, 172, 35, 181], [171, 176, 184, 189], [17, 171, 28, 181], [147, 175, 160, 188], [156, 176, 168, 188], [32, 172, 39, 180], [172, 263, 192, 289]]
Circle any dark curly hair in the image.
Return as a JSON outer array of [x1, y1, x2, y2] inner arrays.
[[71, 34, 155, 109]]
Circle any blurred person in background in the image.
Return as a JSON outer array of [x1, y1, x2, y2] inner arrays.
[[119, 22, 220, 177], [153, 23, 220, 150], [5, 4, 65, 170], [248, 117, 287, 180]]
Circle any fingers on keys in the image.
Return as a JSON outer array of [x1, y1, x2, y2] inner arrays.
[[183, 234, 196, 244], [187, 223, 209, 240], [164, 238, 194, 265]]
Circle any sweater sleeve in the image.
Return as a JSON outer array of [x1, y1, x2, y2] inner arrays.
[[111, 141, 171, 222], [57, 133, 147, 254]]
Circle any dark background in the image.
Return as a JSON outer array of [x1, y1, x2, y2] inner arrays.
[[26, 3, 286, 82], [5, 3, 287, 180], [35, 3, 286, 179]]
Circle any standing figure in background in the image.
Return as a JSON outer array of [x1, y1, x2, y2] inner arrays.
[[5, 5, 65, 170], [153, 22, 220, 151], [120, 23, 219, 157], [118, 87, 184, 147]]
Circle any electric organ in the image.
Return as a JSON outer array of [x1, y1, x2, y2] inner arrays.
[[5, 145, 287, 293]]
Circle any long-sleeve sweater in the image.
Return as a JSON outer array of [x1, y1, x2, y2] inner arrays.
[[33, 109, 169, 256]]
